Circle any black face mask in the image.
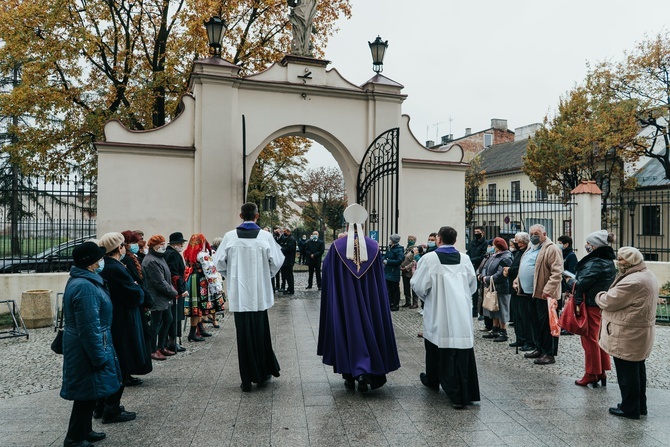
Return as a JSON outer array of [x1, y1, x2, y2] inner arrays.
[[474, 233, 482, 240]]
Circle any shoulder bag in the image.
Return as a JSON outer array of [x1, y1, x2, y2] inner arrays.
[[483, 279, 499, 312]]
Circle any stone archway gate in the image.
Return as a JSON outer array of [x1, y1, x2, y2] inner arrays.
[[95, 55, 469, 249]]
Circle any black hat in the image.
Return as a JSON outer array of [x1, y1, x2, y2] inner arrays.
[[73, 242, 107, 268], [169, 232, 187, 244]]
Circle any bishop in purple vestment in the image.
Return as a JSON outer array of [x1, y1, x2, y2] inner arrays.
[[317, 204, 400, 392]]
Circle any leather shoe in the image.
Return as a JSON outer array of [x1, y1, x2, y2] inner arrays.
[[102, 410, 136, 424], [609, 407, 640, 419], [508, 341, 524, 347], [402, 303, 411, 308], [534, 355, 556, 365], [63, 438, 93, 447], [188, 334, 205, 342], [86, 431, 106, 442], [390, 305, 399, 311], [306, 286, 312, 289], [519, 344, 535, 352], [283, 291, 294, 295], [617, 403, 646, 416], [124, 376, 143, 387], [419, 372, 439, 390], [524, 350, 542, 359], [240, 383, 251, 392], [160, 348, 176, 356], [344, 379, 355, 390], [257, 375, 272, 388]]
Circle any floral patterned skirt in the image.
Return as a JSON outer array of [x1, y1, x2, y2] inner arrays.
[[184, 272, 225, 317]]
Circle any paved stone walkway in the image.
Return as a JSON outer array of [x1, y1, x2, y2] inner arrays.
[[1, 272, 670, 446]]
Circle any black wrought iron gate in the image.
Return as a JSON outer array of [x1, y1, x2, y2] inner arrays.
[[356, 128, 400, 251]]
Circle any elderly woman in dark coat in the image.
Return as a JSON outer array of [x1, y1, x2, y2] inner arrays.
[[142, 234, 178, 361], [596, 246, 659, 420], [61, 242, 121, 447], [565, 230, 616, 388], [480, 237, 513, 342], [93, 232, 145, 424]]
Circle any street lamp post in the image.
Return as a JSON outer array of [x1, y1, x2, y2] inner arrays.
[[627, 198, 637, 246], [204, 16, 226, 57], [368, 36, 388, 74]]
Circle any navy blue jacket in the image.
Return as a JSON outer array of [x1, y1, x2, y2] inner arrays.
[[60, 267, 122, 401], [383, 244, 404, 282]]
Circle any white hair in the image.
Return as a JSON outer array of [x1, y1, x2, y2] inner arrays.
[[515, 232, 530, 243]]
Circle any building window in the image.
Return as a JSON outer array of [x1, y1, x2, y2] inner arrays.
[[484, 133, 493, 148], [641, 205, 661, 236], [488, 183, 496, 203], [536, 187, 548, 202], [511, 181, 520, 202]]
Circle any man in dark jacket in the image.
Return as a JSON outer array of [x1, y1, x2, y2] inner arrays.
[[164, 232, 189, 351], [281, 228, 297, 295], [467, 226, 488, 318], [383, 234, 404, 311], [305, 231, 325, 290], [298, 234, 308, 264]]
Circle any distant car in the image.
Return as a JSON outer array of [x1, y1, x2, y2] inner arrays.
[[0, 235, 96, 274]]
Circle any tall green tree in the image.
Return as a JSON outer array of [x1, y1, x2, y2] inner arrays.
[[0, 0, 351, 178], [590, 32, 670, 180], [298, 166, 346, 238]]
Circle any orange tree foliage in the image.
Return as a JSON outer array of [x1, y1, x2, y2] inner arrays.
[[298, 166, 346, 237], [247, 135, 309, 228], [524, 83, 642, 197], [0, 0, 351, 178], [590, 32, 670, 180]]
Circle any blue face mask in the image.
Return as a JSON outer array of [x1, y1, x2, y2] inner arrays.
[[414, 254, 421, 261], [119, 254, 125, 261], [129, 243, 139, 254], [427, 241, 436, 248], [487, 247, 495, 254], [95, 259, 105, 274], [557, 243, 564, 249]]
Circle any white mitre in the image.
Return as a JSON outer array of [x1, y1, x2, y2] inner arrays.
[[343, 203, 368, 263]]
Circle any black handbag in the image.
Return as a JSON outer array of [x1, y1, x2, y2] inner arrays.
[[51, 329, 63, 354], [51, 306, 64, 355]]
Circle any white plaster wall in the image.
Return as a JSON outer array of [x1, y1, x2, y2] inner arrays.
[[647, 262, 670, 288], [97, 148, 196, 239], [0, 273, 68, 315]]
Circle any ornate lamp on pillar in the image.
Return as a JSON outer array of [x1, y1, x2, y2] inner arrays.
[[368, 36, 388, 74], [627, 198, 637, 246], [204, 16, 227, 57]]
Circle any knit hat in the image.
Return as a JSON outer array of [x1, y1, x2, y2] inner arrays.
[[493, 237, 508, 251], [586, 230, 609, 248], [73, 242, 107, 268], [99, 232, 125, 254], [390, 234, 401, 244], [147, 234, 166, 248], [617, 246, 644, 266]]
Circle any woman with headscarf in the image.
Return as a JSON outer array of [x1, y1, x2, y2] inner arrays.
[[565, 230, 616, 388], [596, 246, 659, 419], [142, 235, 178, 360], [60, 242, 121, 447], [183, 233, 225, 342]]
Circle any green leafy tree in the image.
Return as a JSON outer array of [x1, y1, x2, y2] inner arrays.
[[298, 166, 346, 239]]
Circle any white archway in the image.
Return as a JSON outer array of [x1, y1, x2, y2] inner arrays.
[[96, 55, 468, 247]]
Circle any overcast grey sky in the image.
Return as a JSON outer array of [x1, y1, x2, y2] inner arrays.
[[305, 0, 670, 168]]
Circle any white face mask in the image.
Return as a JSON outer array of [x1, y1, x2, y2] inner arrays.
[[175, 244, 184, 253], [155, 245, 167, 254]]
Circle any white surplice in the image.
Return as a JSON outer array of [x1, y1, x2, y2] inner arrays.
[[213, 226, 284, 312], [410, 251, 478, 349]]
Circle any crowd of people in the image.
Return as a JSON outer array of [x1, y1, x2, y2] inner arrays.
[[58, 213, 661, 445]]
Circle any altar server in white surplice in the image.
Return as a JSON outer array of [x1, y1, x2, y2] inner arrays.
[[411, 225, 481, 409], [214, 202, 284, 392]]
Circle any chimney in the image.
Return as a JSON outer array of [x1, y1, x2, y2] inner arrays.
[[425, 140, 435, 148], [491, 119, 508, 131], [465, 128, 471, 136]]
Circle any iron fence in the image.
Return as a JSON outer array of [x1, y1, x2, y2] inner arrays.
[[603, 188, 670, 262], [467, 189, 576, 247], [0, 169, 96, 273]]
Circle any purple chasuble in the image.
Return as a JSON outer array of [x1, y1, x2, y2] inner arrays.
[[317, 236, 401, 377]]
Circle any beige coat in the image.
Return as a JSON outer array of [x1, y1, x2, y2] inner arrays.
[[512, 237, 563, 300], [595, 262, 658, 362]]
